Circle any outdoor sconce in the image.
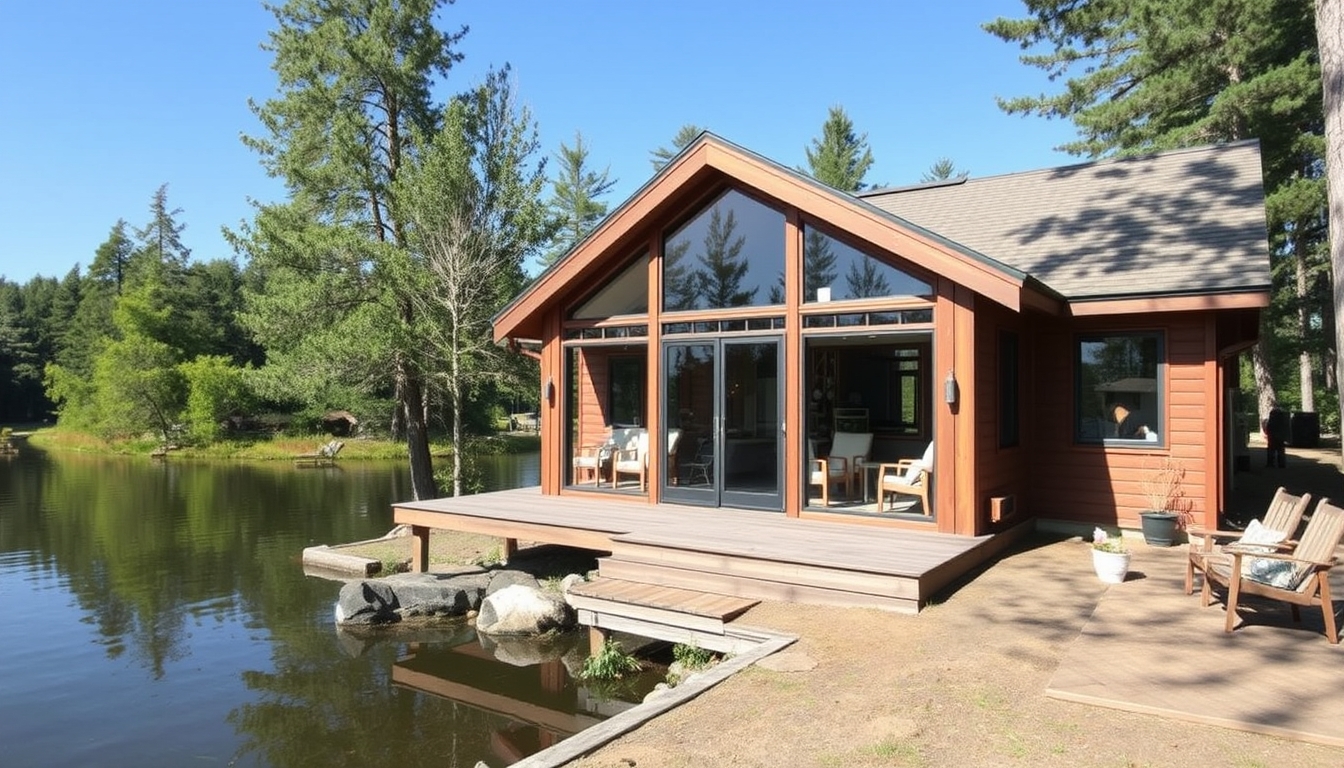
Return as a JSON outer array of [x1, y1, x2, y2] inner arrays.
[[943, 370, 959, 405], [544, 376, 555, 405]]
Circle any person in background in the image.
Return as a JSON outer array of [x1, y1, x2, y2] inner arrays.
[[1109, 401, 1150, 439], [1262, 407, 1289, 468]]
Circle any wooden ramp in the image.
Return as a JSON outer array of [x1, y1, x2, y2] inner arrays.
[[568, 577, 764, 654]]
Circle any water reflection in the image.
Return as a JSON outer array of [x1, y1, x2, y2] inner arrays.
[[0, 444, 559, 768]]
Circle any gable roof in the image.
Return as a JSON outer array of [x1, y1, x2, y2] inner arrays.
[[494, 136, 1270, 342], [859, 141, 1271, 305]]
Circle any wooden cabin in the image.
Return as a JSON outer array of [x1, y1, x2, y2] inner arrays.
[[492, 134, 1269, 538]]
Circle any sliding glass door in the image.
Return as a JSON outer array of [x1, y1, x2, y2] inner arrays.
[[661, 337, 782, 511]]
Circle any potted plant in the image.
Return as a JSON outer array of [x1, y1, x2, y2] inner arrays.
[[1091, 527, 1131, 584], [1138, 455, 1188, 547]]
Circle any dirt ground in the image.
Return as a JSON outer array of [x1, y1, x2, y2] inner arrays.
[[346, 440, 1344, 768]]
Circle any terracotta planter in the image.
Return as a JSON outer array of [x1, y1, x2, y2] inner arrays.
[[1091, 548, 1131, 584]]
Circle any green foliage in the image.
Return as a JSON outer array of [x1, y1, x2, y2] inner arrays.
[[542, 131, 616, 267], [92, 333, 184, 439], [921, 158, 965, 183], [580, 639, 643, 681], [179, 356, 255, 444], [649, 123, 704, 172], [801, 105, 874, 192], [672, 642, 715, 671]]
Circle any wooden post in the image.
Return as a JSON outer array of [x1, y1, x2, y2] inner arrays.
[[410, 525, 430, 573], [589, 625, 607, 656], [502, 536, 518, 563]]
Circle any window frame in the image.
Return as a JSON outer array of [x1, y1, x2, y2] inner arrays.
[[1074, 330, 1166, 447]]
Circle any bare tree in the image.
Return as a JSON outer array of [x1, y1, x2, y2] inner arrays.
[[1319, 0, 1344, 455]]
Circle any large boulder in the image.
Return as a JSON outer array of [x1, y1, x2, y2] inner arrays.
[[476, 584, 575, 636], [486, 569, 540, 595], [334, 571, 491, 626]]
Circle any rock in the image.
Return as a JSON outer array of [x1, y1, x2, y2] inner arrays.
[[560, 573, 586, 595], [478, 629, 582, 667], [385, 572, 489, 618], [486, 569, 540, 595], [334, 572, 491, 626], [476, 584, 575, 636], [336, 580, 399, 625]]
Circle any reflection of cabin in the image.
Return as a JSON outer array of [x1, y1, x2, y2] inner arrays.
[[489, 134, 1269, 537], [392, 639, 601, 765]]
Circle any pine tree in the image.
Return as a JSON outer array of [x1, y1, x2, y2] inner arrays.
[[921, 158, 965, 183], [542, 131, 615, 267], [649, 124, 704, 172], [239, 0, 469, 500], [1317, 0, 1344, 452], [801, 106, 874, 192]]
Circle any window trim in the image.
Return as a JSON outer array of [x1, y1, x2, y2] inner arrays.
[[1074, 330, 1166, 447]]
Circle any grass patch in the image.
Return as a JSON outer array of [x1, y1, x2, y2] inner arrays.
[[580, 639, 643, 681]]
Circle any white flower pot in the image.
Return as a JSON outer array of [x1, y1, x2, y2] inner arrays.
[[1092, 549, 1131, 584]]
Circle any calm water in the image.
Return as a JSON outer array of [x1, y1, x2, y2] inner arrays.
[[0, 444, 630, 768]]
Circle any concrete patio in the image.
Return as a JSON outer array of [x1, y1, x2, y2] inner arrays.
[[1047, 436, 1344, 747]]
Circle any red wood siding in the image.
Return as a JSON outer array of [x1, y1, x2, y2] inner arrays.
[[974, 304, 1029, 533], [1028, 312, 1215, 529]]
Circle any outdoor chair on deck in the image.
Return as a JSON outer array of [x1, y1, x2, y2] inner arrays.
[[809, 432, 872, 507], [612, 429, 652, 491], [877, 441, 933, 515], [1201, 497, 1344, 644], [1185, 486, 1311, 594]]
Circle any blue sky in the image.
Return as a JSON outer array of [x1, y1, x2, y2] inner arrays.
[[0, 0, 1080, 284]]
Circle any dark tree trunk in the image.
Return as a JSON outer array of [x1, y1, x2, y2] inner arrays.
[[396, 352, 437, 501]]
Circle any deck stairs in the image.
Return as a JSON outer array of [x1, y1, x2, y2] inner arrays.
[[566, 578, 766, 654]]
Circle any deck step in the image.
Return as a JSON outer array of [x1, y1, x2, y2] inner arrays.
[[567, 578, 758, 635], [598, 556, 920, 614]]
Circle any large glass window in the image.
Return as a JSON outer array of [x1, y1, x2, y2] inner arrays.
[[1076, 333, 1164, 445], [570, 254, 648, 319], [803, 224, 931, 303], [663, 189, 785, 312]]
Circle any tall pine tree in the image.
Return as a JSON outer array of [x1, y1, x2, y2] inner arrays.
[[542, 131, 614, 267], [801, 106, 874, 192]]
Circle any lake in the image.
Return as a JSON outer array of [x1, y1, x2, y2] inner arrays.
[[0, 444, 632, 767]]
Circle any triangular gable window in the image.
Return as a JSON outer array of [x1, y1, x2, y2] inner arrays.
[[663, 189, 785, 312], [803, 224, 931, 302], [569, 254, 648, 319]]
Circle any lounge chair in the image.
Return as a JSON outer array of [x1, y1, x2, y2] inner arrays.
[[295, 440, 344, 467], [809, 432, 872, 507], [876, 441, 934, 515], [572, 441, 608, 485], [1201, 497, 1344, 644], [1184, 486, 1311, 594]]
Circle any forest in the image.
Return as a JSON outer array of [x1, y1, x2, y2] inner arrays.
[[2, 0, 1342, 495]]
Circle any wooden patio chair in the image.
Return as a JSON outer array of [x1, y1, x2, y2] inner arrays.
[[809, 432, 872, 507], [1184, 486, 1311, 594], [876, 441, 933, 515], [571, 441, 608, 486], [612, 429, 650, 491], [295, 440, 345, 467], [1201, 497, 1344, 644]]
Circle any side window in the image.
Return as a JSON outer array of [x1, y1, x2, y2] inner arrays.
[[1076, 333, 1163, 445]]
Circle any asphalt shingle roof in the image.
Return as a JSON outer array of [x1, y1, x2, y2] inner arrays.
[[859, 141, 1270, 302]]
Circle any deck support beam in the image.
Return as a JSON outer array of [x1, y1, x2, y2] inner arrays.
[[503, 536, 518, 564], [410, 524, 430, 573]]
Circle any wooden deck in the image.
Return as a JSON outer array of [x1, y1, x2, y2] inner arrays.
[[394, 487, 1028, 614]]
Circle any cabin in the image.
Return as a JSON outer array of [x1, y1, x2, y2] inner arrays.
[[491, 134, 1268, 537], [396, 134, 1268, 612]]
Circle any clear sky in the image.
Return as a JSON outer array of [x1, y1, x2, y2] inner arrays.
[[0, 0, 1080, 285]]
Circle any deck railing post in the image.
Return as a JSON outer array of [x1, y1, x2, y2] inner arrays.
[[502, 537, 518, 564], [410, 525, 430, 572]]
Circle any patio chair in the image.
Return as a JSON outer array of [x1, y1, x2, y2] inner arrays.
[[1201, 497, 1344, 644], [809, 432, 872, 507], [1184, 486, 1311, 594], [876, 441, 934, 515], [294, 440, 344, 467], [571, 440, 608, 486], [685, 438, 714, 486], [612, 428, 651, 491]]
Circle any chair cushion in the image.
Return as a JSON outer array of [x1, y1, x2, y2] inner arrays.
[[1245, 557, 1307, 590], [1236, 519, 1286, 552]]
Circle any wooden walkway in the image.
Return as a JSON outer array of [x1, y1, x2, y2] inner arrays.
[[394, 487, 1027, 613]]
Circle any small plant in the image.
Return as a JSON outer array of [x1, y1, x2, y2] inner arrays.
[[1091, 527, 1129, 554], [1140, 455, 1188, 514], [672, 642, 715, 671], [580, 639, 643, 681], [472, 546, 502, 567]]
